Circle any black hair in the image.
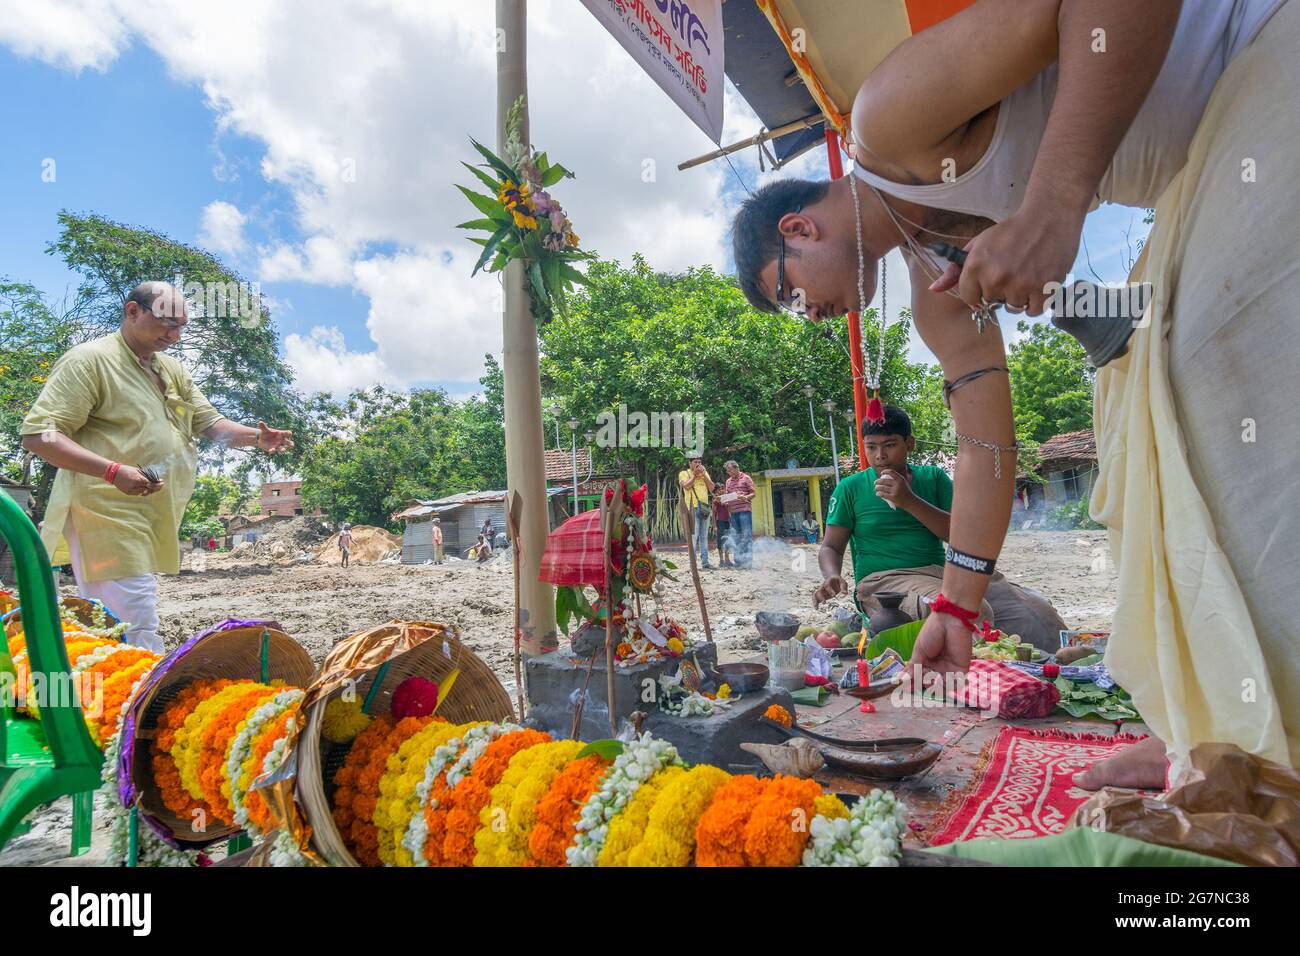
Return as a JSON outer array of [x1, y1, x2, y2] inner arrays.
[[860, 404, 912, 440], [731, 178, 831, 313]]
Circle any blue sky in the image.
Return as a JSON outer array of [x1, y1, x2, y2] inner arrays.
[[1, 2, 1148, 401]]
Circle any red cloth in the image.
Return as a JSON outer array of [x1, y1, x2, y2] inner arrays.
[[925, 726, 1150, 845], [537, 508, 606, 587], [947, 659, 1060, 719]]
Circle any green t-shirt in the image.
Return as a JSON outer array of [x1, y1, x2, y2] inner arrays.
[[825, 465, 953, 582]]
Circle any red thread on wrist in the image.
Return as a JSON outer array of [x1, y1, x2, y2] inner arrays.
[[104, 461, 122, 485], [931, 592, 979, 633]]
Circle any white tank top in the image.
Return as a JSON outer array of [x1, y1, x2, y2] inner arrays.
[[853, 0, 1285, 221]]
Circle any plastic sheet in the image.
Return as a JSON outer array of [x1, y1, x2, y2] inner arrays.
[[1073, 743, 1300, 867]]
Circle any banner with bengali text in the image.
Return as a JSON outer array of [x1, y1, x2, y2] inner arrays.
[[581, 0, 724, 143]]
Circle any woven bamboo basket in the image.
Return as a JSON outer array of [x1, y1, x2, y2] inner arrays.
[[2, 594, 120, 639], [294, 620, 514, 867], [119, 619, 315, 848]]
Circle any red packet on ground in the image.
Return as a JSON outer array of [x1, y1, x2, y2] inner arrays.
[[950, 659, 1060, 719]]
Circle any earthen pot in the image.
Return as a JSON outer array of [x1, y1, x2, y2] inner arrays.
[[867, 591, 913, 636]]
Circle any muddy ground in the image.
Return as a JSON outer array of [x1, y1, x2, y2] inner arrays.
[[1, 529, 1115, 866]]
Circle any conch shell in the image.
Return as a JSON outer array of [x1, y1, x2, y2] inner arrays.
[[740, 738, 825, 778]]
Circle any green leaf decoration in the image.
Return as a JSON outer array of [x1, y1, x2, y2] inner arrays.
[[457, 184, 508, 221], [472, 223, 512, 276], [540, 163, 572, 188], [575, 739, 624, 761], [469, 137, 519, 182], [461, 160, 505, 194], [456, 217, 501, 232]]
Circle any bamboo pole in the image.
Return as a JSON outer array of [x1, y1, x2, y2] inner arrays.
[[496, 0, 557, 655], [505, 491, 527, 721], [678, 496, 714, 644]]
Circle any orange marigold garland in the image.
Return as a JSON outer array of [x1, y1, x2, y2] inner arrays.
[[427, 727, 551, 867], [694, 774, 768, 867], [527, 754, 611, 867], [196, 685, 280, 825], [242, 707, 301, 835], [742, 775, 823, 867], [342, 715, 432, 866]]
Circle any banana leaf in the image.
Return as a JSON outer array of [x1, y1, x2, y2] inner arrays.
[[863, 619, 924, 661], [457, 184, 509, 221], [922, 827, 1239, 867]]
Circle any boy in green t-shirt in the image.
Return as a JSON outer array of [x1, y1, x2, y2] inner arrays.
[[814, 406, 1065, 651]]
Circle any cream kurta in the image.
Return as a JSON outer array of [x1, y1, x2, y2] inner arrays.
[[21, 331, 223, 583]]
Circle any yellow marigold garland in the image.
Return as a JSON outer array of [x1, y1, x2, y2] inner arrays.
[[474, 739, 582, 867], [598, 765, 688, 867], [375, 718, 469, 867], [626, 764, 730, 867]]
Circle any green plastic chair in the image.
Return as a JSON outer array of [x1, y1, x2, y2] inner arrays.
[[0, 492, 102, 855]]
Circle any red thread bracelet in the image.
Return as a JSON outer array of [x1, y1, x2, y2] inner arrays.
[[104, 461, 122, 485], [930, 592, 980, 633]]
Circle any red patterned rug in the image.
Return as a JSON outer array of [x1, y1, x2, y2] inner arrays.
[[925, 726, 1149, 845]]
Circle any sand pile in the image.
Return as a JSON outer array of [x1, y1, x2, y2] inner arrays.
[[318, 525, 401, 564], [250, 516, 330, 560]]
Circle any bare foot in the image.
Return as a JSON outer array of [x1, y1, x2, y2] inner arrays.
[[1072, 736, 1169, 791]]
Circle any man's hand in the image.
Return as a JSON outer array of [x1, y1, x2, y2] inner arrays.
[[907, 611, 973, 683], [934, 207, 1083, 317], [113, 466, 164, 497], [874, 468, 916, 509], [256, 421, 294, 453], [813, 574, 846, 608]]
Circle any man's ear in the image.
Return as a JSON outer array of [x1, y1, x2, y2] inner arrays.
[[905, 436, 916, 454]]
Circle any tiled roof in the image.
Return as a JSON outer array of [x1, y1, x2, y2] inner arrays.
[[1037, 428, 1097, 463], [544, 448, 592, 482]]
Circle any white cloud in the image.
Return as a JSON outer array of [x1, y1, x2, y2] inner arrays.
[[282, 326, 391, 398], [197, 200, 247, 256], [258, 235, 353, 286], [0, 0, 129, 72], [1, 1, 771, 390]]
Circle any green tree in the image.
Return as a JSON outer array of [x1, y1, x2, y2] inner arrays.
[[1006, 320, 1094, 444], [46, 211, 313, 473], [538, 257, 939, 480], [298, 387, 487, 528], [181, 473, 242, 528], [458, 355, 507, 489]]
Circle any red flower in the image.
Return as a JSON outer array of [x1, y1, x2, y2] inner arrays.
[[392, 676, 439, 718]]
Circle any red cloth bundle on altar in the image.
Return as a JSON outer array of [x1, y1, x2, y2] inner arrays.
[[537, 482, 650, 589], [948, 659, 1061, 719]]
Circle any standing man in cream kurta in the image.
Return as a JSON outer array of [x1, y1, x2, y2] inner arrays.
[[20, 282, 294, 652]]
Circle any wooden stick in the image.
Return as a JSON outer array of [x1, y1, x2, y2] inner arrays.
[[571, 650, 599, 740], [506, 490, 527, 722], [678, 496, 714, 644], [602, 489, 624, 737]]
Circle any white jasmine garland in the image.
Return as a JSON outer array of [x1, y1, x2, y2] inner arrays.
[[446, 722, 521, 788], [71, 641, 134, 675], [801, 789, 908, 867], [227, 689, 304, 833], [567, 733, 682, 867], [268, 828, 311, 867], [101, 666, 198, 867]]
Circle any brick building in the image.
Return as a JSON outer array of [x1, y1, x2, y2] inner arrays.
[[259, 479, 320, 517]]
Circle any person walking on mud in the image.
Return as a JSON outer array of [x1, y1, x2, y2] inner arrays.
[[338, 523, 353, 568]]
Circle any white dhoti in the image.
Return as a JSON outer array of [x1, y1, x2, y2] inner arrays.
[[65, 523, 163, 654], [1093, 0, 1299, 776]]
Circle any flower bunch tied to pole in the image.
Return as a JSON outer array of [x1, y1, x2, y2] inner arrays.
[[457, 95, 592, 324]]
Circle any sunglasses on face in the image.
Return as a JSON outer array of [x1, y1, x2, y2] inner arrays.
[[774, 203, 803, 313]]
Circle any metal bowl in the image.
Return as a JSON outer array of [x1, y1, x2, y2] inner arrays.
[[754, 611, 800, 643], [710, 662, 769, 694]]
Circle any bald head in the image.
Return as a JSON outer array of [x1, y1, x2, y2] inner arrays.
[[125, 282, 186, 321], [122, 282, 188, 357]]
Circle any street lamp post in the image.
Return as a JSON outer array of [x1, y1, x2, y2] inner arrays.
[[802, 385, 840, 484], [843, 408, 857, 463], [568, 419, 579, 515], [549, 403, 562, 450], [823, 398, 840, 484]]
